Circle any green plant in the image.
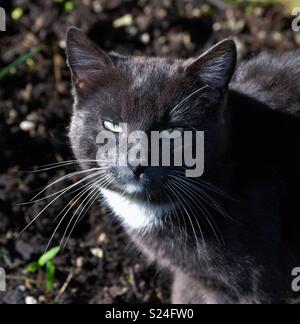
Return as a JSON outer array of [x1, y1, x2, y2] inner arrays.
[[53, 0, 75, 13], [25, 247, 60, 293], [0, 45, 44, 81], [11, 8, 24, 21]]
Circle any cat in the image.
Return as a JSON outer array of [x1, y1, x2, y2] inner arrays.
[[66, 27, 300, 304]]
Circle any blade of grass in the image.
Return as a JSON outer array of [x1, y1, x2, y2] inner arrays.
[[24, 262, 40, 274], [0, 45, 45, 81], [38, 246, 60, 267], [45, 260, 56, 293]]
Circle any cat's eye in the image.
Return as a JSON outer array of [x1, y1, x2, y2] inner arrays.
[[160, 128, 183, 139], [103, 121, 123, 133]]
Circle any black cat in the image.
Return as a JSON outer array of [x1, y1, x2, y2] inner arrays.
[[66, 27, 300, 304]]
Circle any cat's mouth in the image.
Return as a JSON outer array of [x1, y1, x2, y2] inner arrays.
[[101, 187, 173, 230], [102, 182, 170, 206]]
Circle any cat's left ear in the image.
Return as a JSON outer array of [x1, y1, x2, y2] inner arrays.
[[184, 39, 237, 90], [66, 27, 113, 90]]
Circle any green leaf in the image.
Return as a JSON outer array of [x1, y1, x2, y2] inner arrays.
[[65, 1, 75, 13], [11, 8, 24, 21], [0, 45, 44, 81], [24, 262, 40, 274], [38, 247, 60, 267], [45, 260, 56, 293]]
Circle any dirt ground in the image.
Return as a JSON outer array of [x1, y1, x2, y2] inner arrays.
[[0, 0, 299, 304]]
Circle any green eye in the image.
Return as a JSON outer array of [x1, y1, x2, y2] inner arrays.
[[160, 128, 183, 139], [103, 121, 123, 133]]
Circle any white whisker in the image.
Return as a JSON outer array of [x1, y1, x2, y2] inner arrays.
[[16, 170, 106, 238], [170, 175, 223, 246], [44, 173, 108, 252], [62, 175, 115, 248], [19, 159, 100, 173], [166, 182, 189, 254], [168, 179, 205, 257], [27, 168, 104, 203], [169, 85, 209, 115]]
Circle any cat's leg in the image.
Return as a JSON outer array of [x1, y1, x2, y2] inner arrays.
[[171, 271, 257, 304], [172, 271, 214, 304]]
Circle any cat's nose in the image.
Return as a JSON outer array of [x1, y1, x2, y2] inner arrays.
[[131, 165, 147, 180]]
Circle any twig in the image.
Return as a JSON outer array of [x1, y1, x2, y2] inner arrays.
[[6, 275, 36, 284], [54, 271, 75, 303], [127, 267, 141, 299], [53, 50, 63, 95]]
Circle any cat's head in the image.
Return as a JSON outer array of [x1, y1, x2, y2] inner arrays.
[[66, 27, 236, 228]]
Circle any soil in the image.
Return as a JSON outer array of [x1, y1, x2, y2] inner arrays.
[[0, 0, 299, 304]]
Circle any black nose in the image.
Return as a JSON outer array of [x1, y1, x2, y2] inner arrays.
[[131, 165, 147, 179]]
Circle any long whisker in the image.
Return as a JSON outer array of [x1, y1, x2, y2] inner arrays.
[[16, 170, 106, 238], [166, 182, 189, 254], [51, 175, 105, 225], [164, 190, 175, 234], [168, 179, 205, 257], [174, 176, 222, 239], [19, 167, 109, 206], [172, 170, 237, 201], [62, 175, 114, 248], [170, 175, 223, 246], [171, 173, 232, 221], [165, 182, 184, 235], [19, 159, 100, 173], [61, 174, 113, 246], [63, 190, 100, 247], [44, 173, 108, 252], [27, 168, 104, 203], [169, 85, 209, 116]]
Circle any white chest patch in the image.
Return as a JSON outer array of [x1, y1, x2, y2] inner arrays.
[[101, 188, 169, 231]]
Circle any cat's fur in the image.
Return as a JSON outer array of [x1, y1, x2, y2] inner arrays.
[[66, 27, 300, 304]]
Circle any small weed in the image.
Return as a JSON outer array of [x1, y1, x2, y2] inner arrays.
[[25, 247, 60, 293], [0, 45, 44, 80]]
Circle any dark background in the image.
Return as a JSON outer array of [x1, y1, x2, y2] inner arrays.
[[0, 0, 299, 304]]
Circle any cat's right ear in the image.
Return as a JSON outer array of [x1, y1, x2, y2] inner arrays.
[[184, 39, 237, 91], [66, 27, 113, 90]]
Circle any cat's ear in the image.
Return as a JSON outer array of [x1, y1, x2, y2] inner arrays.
[[184, 39, 237, 90], [66, 27, 113, 90]]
